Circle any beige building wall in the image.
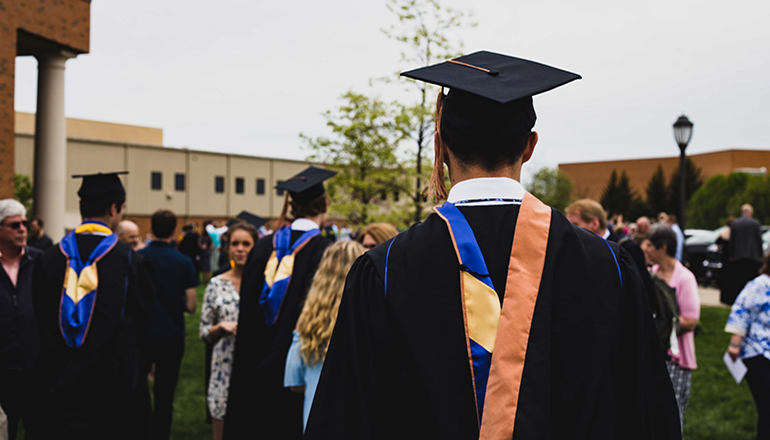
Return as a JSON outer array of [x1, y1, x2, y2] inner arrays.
[[127, 146, 188, 215], [188, 151, 229, 217], [14, 135, 35, 178], [272, 161, 312, 216], [66, 140, 127, 227], [229, 156, 273, 217], [14, 117, 317, 235], [15, 111, 163, 146]]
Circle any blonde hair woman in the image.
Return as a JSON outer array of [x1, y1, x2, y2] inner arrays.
[[284, 240, 366, 430], [358, 222, 399, 250]]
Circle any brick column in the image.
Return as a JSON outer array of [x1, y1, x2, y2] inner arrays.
[[34, 51, 75, 241], [0, 35, 16, 199]]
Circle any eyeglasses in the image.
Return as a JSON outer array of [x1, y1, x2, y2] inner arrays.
[[1, 220, 30, 230]]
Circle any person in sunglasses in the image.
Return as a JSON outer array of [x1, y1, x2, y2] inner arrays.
[[0, 199, 40, 440], [30, 172, 155, 440]]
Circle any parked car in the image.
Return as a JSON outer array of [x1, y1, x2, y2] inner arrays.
[[684, 228, 724, 285]]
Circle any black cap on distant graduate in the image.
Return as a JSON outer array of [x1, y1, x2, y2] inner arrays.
[[72, 171, 128, 202], [228, 211, 268, 229], [275, 167, 337, 204], [400, 51, 581, 143]]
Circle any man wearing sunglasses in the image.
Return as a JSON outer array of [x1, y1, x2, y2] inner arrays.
[[0, 199, 40, 440]]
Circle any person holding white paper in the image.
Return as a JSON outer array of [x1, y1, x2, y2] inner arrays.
[[726, 254, 770, 440]]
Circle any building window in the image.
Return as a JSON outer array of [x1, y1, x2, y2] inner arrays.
[[235, 177, 245, 194], [393, 191, 400, 202], [256, 178, 265, 195], [215, 176, 225, 194], [175, 173, 185, 191], [151, 172, 162, 190], [276, 180, 285, 196]]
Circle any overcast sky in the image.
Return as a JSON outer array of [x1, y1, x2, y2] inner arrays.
[[14, 0, 770, 184]]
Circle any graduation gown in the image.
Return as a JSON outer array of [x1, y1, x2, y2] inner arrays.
[[305, 203, 681, 440], [224, 230, 331, 440], [30, 236, 154, 440]]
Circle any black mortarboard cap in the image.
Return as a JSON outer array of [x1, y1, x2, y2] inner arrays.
[[275, 167, 337, 204], [401, 51, 581, 141], [230, 211, 268, 229], [72, 171, 128, 202]]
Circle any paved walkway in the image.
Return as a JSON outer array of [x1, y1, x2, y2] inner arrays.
[[699, 286, 729, 308]]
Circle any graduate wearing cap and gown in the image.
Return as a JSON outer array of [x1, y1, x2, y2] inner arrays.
[[305, 52, 681, 440], [224, 168, 335, 440], [30, 173, 154, 440]]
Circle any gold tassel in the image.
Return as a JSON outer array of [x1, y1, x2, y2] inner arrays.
[[275, 193, 290, 231]]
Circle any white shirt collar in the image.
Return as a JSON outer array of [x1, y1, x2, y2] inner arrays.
[[446, 177, 525, 206], [602, 229, 611, 239], [291, 218, 320, 231]]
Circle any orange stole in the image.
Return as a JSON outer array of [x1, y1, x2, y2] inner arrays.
[[478, 191, 552, 440]]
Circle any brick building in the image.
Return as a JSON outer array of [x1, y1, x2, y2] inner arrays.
[[1, 0, 91, 239], [559, 149, 770, 201]]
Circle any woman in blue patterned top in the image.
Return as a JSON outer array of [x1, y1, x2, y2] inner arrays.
[[725, 253, 770, 439]]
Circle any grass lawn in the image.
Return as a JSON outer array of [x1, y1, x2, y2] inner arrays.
[[169, 284, 211, 439], [166, 300, 759, 439], [16, 294, 759, 439], [684, 306, 757, 439]]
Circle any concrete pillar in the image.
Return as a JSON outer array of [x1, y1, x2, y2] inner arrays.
[[33, 51, 75, 241]]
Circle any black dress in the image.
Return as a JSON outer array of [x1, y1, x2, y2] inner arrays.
[[305, 205, 681, 440], [223, 230, 331, 440], [30, 236, 154, 440]]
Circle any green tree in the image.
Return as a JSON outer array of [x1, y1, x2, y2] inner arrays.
[[645, 165, 668, 217], [741, 174, 770, 224], [687, 172, 750, 229], [600, 170, 620, 214], [601, 170, 647, 218], [382, 0, 475, 223], [666, 157, 704, 217], [527, 167, 573, 211], [617, 172, 650, 220], [303, 92, 409, 226], [600, 170, 649, 220], [14, 174, 33, 212]]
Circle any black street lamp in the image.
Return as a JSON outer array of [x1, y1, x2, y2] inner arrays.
[[673, 115, 694, 231]]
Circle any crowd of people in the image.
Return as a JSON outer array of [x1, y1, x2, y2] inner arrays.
[[0, 168, 401, 440], [2, 51, 769, 440]]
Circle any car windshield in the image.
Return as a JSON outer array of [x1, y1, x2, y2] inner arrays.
[[685, 227, 724, 245]]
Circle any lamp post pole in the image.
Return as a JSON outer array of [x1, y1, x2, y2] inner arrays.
[[673, 115, 694, 232]]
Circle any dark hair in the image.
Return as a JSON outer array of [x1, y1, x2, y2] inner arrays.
[[227, 223, 259, 244], [646, 224, 677, 257], [80, 197, 125, 219], [441, 125, 531, 171], [761, 252, 770, 276], [32, 217, 44, 227], [289, 193, 329, 220], [151, 210, 177, 239]]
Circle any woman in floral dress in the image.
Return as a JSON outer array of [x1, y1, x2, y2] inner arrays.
[[200, 223, 258, 440]]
